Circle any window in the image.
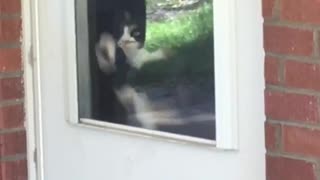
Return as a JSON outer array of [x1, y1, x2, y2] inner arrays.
[[70, 0, 237, 148]]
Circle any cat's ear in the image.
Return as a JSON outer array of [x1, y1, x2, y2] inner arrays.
[[124, 11, 131, 21]]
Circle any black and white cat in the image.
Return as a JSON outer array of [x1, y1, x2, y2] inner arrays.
[[96, 12, 170, 73], [95, 11, 171, 129]]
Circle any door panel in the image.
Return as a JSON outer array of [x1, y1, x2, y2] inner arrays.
[[32, 0, 265, 179]]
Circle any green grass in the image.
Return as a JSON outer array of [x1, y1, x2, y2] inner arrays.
[[129, 2, 214, 87]]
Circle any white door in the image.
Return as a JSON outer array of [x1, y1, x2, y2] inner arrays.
[[22, 0, 265, 179]]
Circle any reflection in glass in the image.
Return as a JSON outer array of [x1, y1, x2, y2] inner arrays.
[[75, 0, 216, 141]]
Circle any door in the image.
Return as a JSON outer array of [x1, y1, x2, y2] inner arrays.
[[23, 0, 265, 179]]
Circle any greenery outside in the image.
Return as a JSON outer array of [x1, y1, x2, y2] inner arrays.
[[128, 0, 214, 88]]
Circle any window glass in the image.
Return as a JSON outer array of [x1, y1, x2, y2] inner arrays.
[[75, 0, 216, 141]]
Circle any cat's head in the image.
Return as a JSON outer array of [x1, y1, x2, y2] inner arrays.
[[117, 11, 145, 49]]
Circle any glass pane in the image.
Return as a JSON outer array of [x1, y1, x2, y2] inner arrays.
[[75, 0, 216, 141]]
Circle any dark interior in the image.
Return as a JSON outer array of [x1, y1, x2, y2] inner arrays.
[[88, 0, 146, 124]]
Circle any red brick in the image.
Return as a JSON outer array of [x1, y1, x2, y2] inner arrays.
[[265, 122, 279, 151], [0, 160, 27, 180], [0, 0, 21, 14], [265, 91, 320, 123], [265, 56, 280, 84], [0, 105, 24, 129], [263, 0, 275, 18], [264, 26, 313, 56], [0, 19, 21, 43], [283, 125, 320, 158], [284, 61, 320, 91], [281, 0, 320, 25], [266, 156, 317, 180], [0, 48, 21, 72], [0, 77, 23, 101], [0, 131, 26, 156]]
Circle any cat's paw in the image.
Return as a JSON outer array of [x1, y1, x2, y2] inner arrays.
[[95, 33, 117, 74]]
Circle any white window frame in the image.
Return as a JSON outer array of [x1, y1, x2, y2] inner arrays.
[[22, 3, 239, 178], [71, 0, 239, 149]]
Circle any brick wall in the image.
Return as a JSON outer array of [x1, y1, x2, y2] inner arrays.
[[0, 0, 28, 180], [264, 0, 320, 179]]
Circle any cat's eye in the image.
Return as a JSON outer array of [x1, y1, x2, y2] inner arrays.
[[132, 30, 141, 37]]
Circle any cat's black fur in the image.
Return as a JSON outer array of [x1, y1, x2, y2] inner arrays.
[[91, 0, 146, 124]]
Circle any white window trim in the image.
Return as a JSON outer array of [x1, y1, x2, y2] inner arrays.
[[22, 2, 240, 179], [213, 0, 239, 149], [22, 0, 44, 180], [68, 0, 239, 149]]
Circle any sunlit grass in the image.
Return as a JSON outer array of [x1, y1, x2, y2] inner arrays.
[[145, 2, 213, 50], [129, 2, 214, 86]]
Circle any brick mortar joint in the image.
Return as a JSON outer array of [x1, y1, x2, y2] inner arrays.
[[278, 58, 285, 85], [0, 127, 25, 135], [315, 160, 320, 180], [317, 97, 320, 126], [0, 42, 21, 48], [272, 0, 281, 20], [277, 122, 282, 152], [267, 119, 320, 130], [0, 98, 24, 108], [265, 52, 320, 62], [0, 153, 26, 162], [0, 14, 21, 19], [313, 31, 320, 58], [267, 151, 320, 164], [265, 88, 320, 101], [264, 20, 320, 31], [266, 120, 282, 152], [0, 71, 23, 79], [265, 84, 320, 97]]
